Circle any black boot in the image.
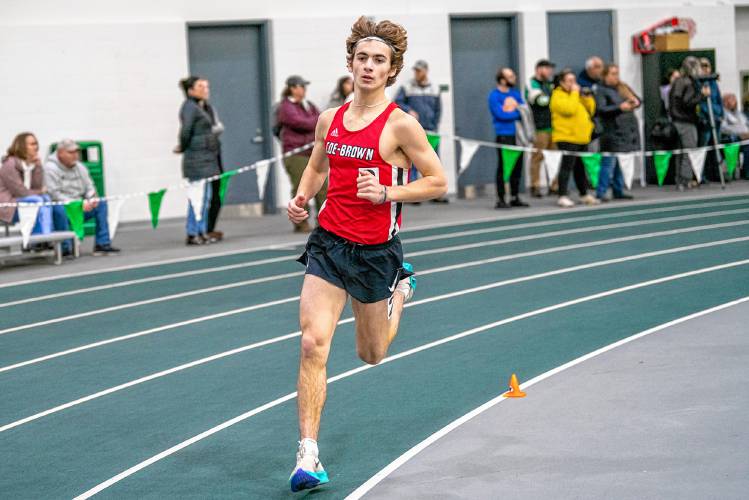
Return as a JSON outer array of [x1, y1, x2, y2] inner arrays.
[[495, 198, 510, 209]]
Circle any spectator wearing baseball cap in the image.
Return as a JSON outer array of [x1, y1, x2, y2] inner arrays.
[[525, 59, 556, 197], [45, 139, 120, 255], [277, 75, 324, 232], [395, 59, 447, 202]]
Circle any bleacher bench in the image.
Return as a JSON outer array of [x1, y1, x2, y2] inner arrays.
[[1, 222, 80, 265]]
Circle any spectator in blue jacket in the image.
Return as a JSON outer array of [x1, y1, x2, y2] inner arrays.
[[488, 67, 529, 209], [577, 56, 604, 92], [395, 60, 447, 202], [395, 60, 441, 133]]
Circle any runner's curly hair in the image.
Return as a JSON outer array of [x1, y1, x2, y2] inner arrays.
[[346, 16, 407, 87]]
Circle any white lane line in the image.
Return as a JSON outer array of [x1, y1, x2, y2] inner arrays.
[[0, 297, 301, 375], [404, 198, 749, 244], [0, 271, 304, 337], [5, 236, 749, 433], [0, 255, 300, 309], [345, 296, 749, 499], [4, 198, 746, 306], [2, 196, 745, 290], [0, 242, 301, 290], [416, 221, 749, 276], [402, 194, 748, 232], [72, 259, 749, 500], [3, 225, 748, 373], [3, 207, 747, 336], [406, 207, 749, 257]]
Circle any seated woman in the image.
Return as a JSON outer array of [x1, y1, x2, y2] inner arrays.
[[0, 132, 54, 245]]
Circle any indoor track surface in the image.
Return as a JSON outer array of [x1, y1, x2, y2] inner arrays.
[[2, 195, 749, 499]]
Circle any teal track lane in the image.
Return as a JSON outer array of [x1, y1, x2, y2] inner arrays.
[[0, 196, 748, 499]]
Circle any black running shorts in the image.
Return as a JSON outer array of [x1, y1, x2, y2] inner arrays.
[[297, 226, 413, 304]]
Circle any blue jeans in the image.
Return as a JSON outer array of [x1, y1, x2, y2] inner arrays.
[[53, 200, 112, 252], [596, 156, 625, 198], [186, 183, 212, 236], [11, 195, 53, 234]]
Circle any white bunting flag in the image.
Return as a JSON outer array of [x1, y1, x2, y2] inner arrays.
[[17, 203, 40, 248], [106, 198, 125, 240], [458, 139, 481, 174], [687, 147, 708, 183], [186, 180, 207, 222], [255, 160, 271, 200], [617, 153, 636, 190], [542, 150, 563, 183]]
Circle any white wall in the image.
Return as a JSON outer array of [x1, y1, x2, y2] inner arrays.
[[0, 21, 189, 222], [0, 0, 743, 222], [737, 6, 749, 99]]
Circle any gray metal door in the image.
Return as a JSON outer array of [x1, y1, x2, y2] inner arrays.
[[187, 24, 273, 210], [450, 16, 518, 189], [548, 11, 613, 75]]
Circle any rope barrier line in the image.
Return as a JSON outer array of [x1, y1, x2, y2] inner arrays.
[[1, 131, 746, 209], [0, 143, 312, 208], [449, 135, 749, 158]]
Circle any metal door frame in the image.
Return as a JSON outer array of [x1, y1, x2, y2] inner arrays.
[[447, 13, 520, 195], [186, 20, 276, 211]]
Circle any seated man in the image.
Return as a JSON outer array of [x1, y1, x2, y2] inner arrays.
[[45, 139, 120, 255]]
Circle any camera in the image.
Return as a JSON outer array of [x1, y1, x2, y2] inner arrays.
[[695, 73, 720, 84]]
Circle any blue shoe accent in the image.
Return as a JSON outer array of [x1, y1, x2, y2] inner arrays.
[[290, 468, 329, 493], [403, 262, 416, 292]]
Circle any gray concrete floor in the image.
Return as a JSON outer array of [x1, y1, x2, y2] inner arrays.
[[1, 181, 748, 284], [366, 301, 749, 500]]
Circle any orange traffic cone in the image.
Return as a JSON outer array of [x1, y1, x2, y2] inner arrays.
[[504, 373, 526, 398]]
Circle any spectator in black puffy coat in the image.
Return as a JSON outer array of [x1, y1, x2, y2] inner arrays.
[[176, 76, 223, 245], [594, 64, 640, 200]]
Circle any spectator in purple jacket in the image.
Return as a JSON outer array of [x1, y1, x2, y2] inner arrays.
[[278, 75, 325, 233]]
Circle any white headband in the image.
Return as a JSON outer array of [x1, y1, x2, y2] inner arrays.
[[355, 36, 395, 52]]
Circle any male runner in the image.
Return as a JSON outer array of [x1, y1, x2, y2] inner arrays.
[[286, 16, 447, 492]]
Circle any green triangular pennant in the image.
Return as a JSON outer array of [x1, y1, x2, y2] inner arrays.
[[148, 189, 167, 229], [723, 143, 740, 178], [501, 147, 522, 182], [219, 170, 239, 203], [653, 151, 672, 186], [581, 153, 602, 189], [64, 199, 85, 240], [426, 132, 441, 151]]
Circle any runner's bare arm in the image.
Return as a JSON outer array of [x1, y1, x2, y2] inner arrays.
[[385, 113, 447, 203], [287, 109, 335, 223]]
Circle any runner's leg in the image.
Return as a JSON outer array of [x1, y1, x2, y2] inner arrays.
[[297, 274, 348, 440], [350, 292, 406, 365]]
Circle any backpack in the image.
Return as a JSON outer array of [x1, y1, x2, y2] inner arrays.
[[515, 104, 536, 147], [650, 115, 679, 148]]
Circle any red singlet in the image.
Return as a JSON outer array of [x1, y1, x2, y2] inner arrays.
[[318, 102, 406, 245]]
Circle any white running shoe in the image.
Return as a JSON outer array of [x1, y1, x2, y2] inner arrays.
[[580, 194, 600, 205], [557, 196, 575, 208], [289, 439, 329, 492], [395, 262, 416, 302]]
